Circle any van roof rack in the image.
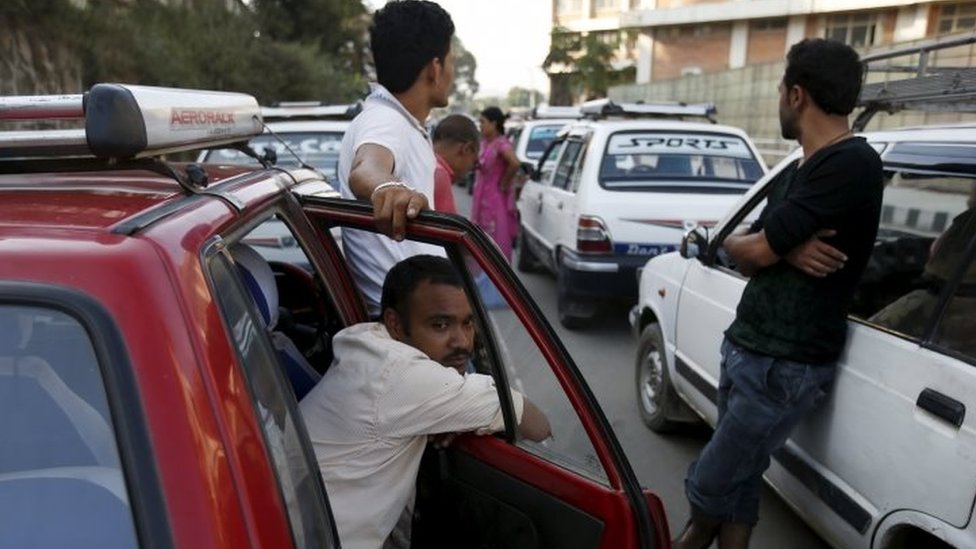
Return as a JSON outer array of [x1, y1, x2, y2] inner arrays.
[[531, 105, 581, 119], [580, 98, 717, 123], [0, 83, 262, 160], [261, 101, 362, 121], [854, 34, 976, 131]]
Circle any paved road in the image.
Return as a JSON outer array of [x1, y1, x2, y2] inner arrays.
[[455, 186, 829, 548]]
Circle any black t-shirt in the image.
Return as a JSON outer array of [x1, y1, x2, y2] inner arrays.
[[725, 137, 883, 364]]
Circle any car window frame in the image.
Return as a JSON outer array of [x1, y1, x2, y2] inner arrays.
[[551, 138, 585, 192], [201, 237, 340, 548], [0, 282, 173, 549]]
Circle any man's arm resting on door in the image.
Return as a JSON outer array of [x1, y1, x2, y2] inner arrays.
[[348, 143, 429, 241]]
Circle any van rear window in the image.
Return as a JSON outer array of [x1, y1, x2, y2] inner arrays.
[[599, 131, 764, 192]]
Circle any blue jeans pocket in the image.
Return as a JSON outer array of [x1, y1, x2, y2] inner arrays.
[[762, 360, 809, 405]]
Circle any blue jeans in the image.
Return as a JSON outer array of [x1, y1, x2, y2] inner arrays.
[[685, 338, 835, 525]]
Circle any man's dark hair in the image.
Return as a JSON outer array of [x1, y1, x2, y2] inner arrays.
[[370, 1, 455, 94], [480, 106, 506, 135], [381, 255, 464, 328], [433, 114, 480, 144], [784, 38, 864, 116]]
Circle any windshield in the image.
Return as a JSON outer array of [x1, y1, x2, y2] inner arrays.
[[599, 131, 764, 193], [202, 131, 343, 178], [526, 124, 566, 159]]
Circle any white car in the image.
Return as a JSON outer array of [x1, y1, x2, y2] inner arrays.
[[631, 123, 976, 549], [516, 99, 767, 328], [198, 102, 354, 267], [508, 106, 582, 170], [199, 101, 360, 181]]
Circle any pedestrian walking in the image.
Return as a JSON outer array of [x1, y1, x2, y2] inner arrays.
[[471, 106, 521, 261]]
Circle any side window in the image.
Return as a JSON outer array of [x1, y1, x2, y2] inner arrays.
[[552, 140, 584, 191], [854, 175, 976, 342], [932, 246, 976, 360], [0, 305, 138, 547], [537, 139, 566, 185], [461, 252, 609, 485], [208, 250, 336, 548]]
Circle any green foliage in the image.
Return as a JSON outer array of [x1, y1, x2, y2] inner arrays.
[[451, 37, 479, 106], [20, 0, 371, 104], [544, 27, 631, 104]]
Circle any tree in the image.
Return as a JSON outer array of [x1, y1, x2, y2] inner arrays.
[[543, 26, 631, 104], [451, 37, 479, 107]]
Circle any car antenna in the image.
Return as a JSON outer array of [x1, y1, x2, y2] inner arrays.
[[252, 115, 320, 174]]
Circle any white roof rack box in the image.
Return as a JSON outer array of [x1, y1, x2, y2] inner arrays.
[[261, 101, 362, 121], [580, 98, 717, 122], [0, 83, 262, 159]]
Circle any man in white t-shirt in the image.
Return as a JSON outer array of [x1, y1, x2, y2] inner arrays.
[[299, 255, 551, 549], [337, 0, 456, 315]]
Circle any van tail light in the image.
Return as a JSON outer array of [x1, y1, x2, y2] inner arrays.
[[577, 215, 613, 254]]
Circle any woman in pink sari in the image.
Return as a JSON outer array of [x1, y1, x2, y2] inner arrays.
[[472, 106, 521, 261]]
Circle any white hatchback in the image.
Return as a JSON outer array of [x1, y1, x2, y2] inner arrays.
[[516, 99, 767, 328], [631, 124, 976, 549]]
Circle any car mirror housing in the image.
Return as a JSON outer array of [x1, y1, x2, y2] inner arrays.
[[680, 226, 708, 260]]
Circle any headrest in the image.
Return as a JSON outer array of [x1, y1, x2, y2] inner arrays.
[[230, 243, 279, 329]]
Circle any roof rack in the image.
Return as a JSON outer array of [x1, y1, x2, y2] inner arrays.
[[580, 98, 717, 123], [0, 83, 262, 160], [854, 34, 976, 131], [261, 101, 363, 121], [531, 105, 582, 119]]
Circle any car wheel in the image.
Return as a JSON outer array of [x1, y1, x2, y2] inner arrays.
[[635, 322, 682, 432], [515, 229, 541, 273]]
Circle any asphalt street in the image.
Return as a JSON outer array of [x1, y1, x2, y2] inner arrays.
[[454, 185, 829, 548]]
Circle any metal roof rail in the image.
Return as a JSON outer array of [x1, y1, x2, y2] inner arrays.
[[261, 101, 363, 121], [580, 98, 717, 123], [0, 83, 263, 160], [531, 105, 582, 119], [854, 33, 976, 131]]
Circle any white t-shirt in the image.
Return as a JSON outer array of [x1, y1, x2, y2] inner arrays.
[[337, 84, 445, 315], [299, 323, 524, 549]]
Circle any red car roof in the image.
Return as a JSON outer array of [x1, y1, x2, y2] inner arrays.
[[0, 164, 253, 232]]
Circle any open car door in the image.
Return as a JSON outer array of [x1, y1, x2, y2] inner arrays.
[[297, 195, 670, 549]]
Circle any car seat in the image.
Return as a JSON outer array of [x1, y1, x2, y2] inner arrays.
[[230, 243, 322, 400]]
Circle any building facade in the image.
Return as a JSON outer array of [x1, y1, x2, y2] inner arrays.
[[549, 0, 976, 93]]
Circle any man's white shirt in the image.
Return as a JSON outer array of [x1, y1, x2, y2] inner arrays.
[[337, 83, 445, 316], [299, 322, 524, 549]]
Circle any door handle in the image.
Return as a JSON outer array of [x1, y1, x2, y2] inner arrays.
[[917, 388, 965, 427]]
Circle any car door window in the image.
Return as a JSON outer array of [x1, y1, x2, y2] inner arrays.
[[854, 174, 976, 342], [552, 140, 584, 192], [207, 248, 337, 549], [536, 139, 566, 185], [460, 252, 609, 485], [0, 304, 138, 548]]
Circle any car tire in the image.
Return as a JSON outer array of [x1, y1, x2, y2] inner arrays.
[[515, 229, 541, 273], [635, 322, 682, 432]]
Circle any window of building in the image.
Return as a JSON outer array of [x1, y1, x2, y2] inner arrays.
[[751, 18, 787, 32], [938, 2, 976, 33], [825, 12, 878, 47], [556, 0, 583, 16], [594, 0, 618, 10]]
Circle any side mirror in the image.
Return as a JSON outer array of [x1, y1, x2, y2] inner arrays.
[[680, 226, 709, 260]]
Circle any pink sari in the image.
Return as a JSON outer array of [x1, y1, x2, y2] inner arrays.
[[471, 135, 517, 261]]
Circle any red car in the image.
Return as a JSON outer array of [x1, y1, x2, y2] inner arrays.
[[0, 84, 670, 548]]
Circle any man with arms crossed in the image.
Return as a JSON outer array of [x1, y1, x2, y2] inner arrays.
[[300, 255, 550, 549], [675, 39, 883, 548], [338, 0, 456, 316]]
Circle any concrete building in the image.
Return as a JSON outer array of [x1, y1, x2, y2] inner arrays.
[[549, 0, 976, 96]]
